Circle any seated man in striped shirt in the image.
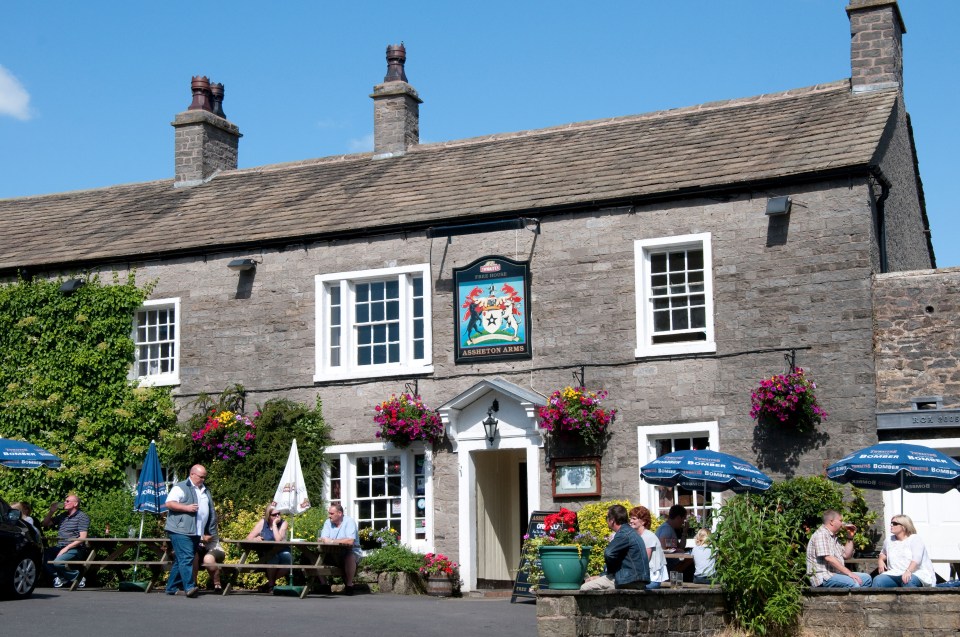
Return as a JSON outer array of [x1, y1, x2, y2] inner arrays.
[[41, 493, 91, 588]]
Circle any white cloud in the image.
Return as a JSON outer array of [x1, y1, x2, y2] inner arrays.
[[347, 133, 374, 153], [0, 65, 32, 121]]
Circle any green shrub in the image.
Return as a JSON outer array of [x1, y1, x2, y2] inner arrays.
[[361, 544, 426, 575], [163, 389, 332, 511], [713, 495, 805, 636], [0, 274, 176, 504], [747, 476, 879, 552]]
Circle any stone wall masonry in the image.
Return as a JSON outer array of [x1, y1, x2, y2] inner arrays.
[[537, 588, 960, 637], [848, 1, 904, 91], [107, 172, 922, 560], [873, 267, 960, 411], [875, 96, 932, 273]]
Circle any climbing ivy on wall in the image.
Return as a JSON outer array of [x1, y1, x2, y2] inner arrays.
[[0, 273, 177, 503]]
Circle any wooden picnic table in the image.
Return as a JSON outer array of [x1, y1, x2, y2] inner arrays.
[[56, 536, 172, 592], [218, 539, 347, 599]]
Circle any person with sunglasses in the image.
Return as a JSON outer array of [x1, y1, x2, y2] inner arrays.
[[164, 464, 216, 597], [874, 515, 935, 587], [246, 504, 292, 593]]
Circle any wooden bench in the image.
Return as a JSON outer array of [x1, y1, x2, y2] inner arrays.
[[54, 537, 172, 591], [218, 540, 348, 599]]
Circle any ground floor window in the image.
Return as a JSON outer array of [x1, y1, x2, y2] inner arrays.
[[325, 443, 431, 548], [638, 421, 720, 528]]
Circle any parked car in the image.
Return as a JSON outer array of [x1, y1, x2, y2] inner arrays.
[[0, 496, 42, 599]]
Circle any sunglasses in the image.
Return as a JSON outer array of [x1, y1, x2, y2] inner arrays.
[[270, 512, 282, 517], [890, 521, 902, 526]]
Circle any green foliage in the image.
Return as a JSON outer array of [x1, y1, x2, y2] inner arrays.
[[746, 476, 878, 552], [713, 496, 805, 636], [163, 388, 332, 511], [361, 544, 427, 575], [0, 274, 176, 504], [749, 476, 843, 548], [843, 486, 881, 552]]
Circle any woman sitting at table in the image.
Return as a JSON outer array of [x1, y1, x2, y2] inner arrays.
[[874, 514, 935, 588], [628, 506, 668, 589], [691, 528, 715, 585], [246, 504, 293, 593]]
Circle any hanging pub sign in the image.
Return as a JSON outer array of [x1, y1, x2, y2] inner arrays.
[[453, 256, 532, 363]]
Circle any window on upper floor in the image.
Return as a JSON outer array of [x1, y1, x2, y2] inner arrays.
[[132, 298, 180, 386], [315, 264, 433, 381], [634, 233, 716, 358]]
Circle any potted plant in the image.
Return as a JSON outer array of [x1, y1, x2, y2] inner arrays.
[[374, 393, 444, 448], [520, 507, 597, 590], [537, 387, 616, 449], [749, 367, 827, 432], [419, 552, 460, 596], [359, 526, 400, 551]]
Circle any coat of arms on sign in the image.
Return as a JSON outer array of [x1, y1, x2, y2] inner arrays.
[[453, 256, 531, 363]]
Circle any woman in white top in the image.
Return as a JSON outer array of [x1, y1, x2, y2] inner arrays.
[[628, 506, 668, 589], [692, 528, 716, 585], [874, 514, 935, 587]]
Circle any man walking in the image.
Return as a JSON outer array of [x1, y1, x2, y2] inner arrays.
[[165, 464, 216, 597], [41, 493, 90, 588]]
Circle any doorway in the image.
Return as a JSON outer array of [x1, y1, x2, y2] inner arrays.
[[474, 449, 527, 588]]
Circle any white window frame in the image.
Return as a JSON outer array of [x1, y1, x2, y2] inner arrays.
[[324, 442, 433, 553], [634, 233, 716, 358], [131, 298, 180, 386], [637, 421, 721, 521], [314, 264, 433, 382]]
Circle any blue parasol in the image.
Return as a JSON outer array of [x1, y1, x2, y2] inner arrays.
[[641, 449, 773, 494], [133, 440, 168, 514], [827, 442, 960, 511], [122, 440, 168, 591], [0, 437, 62, 469]]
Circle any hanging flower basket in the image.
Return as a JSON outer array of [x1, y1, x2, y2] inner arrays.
[[191, 408, 258, 462], [750, 367, 827, 432], [374, 393, 444, 448], [538, 387, 616, 448]]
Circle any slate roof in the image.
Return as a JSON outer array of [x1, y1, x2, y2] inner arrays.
[[0, 80, 897, 272]]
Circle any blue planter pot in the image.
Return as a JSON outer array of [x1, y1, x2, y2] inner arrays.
[[538, 545, 592, 590]]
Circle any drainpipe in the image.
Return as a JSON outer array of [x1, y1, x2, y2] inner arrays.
[[869, 166, 891, 273]]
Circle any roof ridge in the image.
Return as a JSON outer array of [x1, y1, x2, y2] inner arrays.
[[412, 79, 859, 152]]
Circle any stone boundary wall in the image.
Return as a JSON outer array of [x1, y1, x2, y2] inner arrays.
[[537, 588, 960, 637]]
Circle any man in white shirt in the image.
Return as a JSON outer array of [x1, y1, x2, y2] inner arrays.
[[164, 464, 216, 597]]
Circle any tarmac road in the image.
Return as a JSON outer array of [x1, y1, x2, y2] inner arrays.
[[0, 589, 538, 637]]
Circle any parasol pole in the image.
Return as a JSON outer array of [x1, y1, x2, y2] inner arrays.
[[900, 472, 904, 513], [131, 512, 146, 579]]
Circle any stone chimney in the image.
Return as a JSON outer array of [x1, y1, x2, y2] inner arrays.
[[370, 44, 422, 159], [846, 0, 906, 93], [171, 76, 242, 187]]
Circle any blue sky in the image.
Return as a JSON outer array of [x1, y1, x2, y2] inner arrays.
[[2, 1, 958, 265]]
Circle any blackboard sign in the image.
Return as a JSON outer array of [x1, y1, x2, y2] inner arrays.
[[510, 510, 559, 603]]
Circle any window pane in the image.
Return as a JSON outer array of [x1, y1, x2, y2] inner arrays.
[[413, 277, 423, 296], [356, 284, 369, 302], [356, 478, 370, 498], [651, 253, 666, 273], [371, 282, 384, 301]]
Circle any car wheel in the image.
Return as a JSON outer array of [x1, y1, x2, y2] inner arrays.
[[5, 556, 39, 599]]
